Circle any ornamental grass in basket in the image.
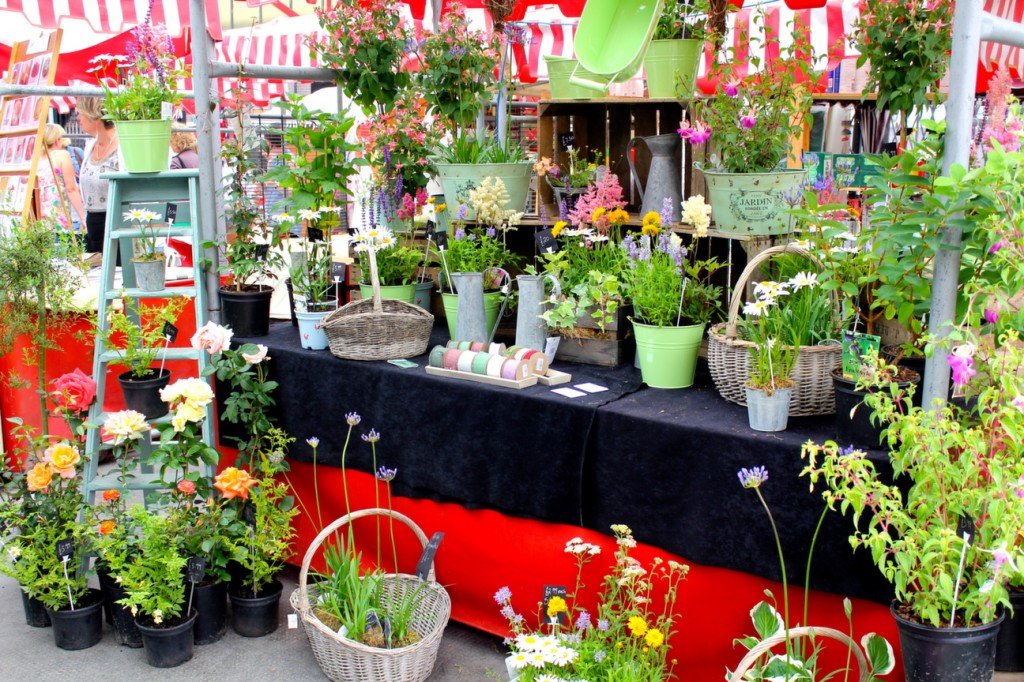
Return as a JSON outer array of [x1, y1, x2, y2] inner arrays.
[[290, 416, 450, 682]]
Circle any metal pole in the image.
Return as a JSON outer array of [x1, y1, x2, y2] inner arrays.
[[191, 0, 223, 323]]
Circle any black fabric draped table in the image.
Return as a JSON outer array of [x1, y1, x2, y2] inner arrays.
[[232, 320, 893, 605]]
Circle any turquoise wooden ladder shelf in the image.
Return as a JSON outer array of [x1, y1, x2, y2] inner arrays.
[[81, 169, 215, 503]]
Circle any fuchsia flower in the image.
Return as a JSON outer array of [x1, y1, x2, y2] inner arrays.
[[723, 77, 742, 97], [740, 111, 758, 129], [687, 121, 712, 145], [984, 308, 999, 325], [947, 353, 976, 387]]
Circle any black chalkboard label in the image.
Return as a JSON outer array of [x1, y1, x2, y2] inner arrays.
[[255, 244, 270, 261], [415, 532, 445, 581], [165, 203, 178, 223], [535, 228, 559, 254], [559, 133, 576, 151], [163, 321, 179, 343], [957, 515, 975, 545], [331, 261, 347, 283], [56, 537, 73, 561], [425, 220, 436, 240], [187, 556, 207, 582], [543, 585, 568, 626], [243, 502, 257, 527], [433, 231, 449, 251]]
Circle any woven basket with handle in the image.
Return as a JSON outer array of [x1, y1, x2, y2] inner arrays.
[[707, 244, 841, 416], [323, 248, 433, 361], [290, 508, 451, 682], [727, 626, 873, 681]]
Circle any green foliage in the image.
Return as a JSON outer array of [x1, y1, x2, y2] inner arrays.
[[439, 227, 519, 292], [111, 505, 188, 624], [431, 129, 526, 166], [314, 543, 384, 641], [359, 244, 423, 287], [98, 296, 188, 378], [652, 0, 710, 41], [262, 97, 363, 212], [541, 269, 624, 335], [233, 476, 297, 597], [289, 238, 336, 304]]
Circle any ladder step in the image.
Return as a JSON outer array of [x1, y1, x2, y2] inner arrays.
[[98, 347, 205, 363], [109, 225, 194, 240], [103, 286, 197, 299]]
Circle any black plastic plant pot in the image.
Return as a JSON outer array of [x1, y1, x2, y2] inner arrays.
[[117, 368, 171, 420], [220, 285, 273, 337], [892, 602, 1003, 682], [46, 588, 104, 651], [228, 578, 282, 638]]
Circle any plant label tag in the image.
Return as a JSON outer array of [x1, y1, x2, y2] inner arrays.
[[425, 220, 436, 240], [55, 537, 73, 562], [243, 502, 257, 527], [543, 585, 568, 626], [559, 133, 576, 152], [160, 102, 174, 120], [382, 614, 392, 643], [331, 262, 347, 283], [535, 228, 559, 254], [187, 556, 206, 583], [957, 515, 975, 545], [433, 231, 449, 251], [387, 359, 417, 369], [163, 321, 179, 343], [164, 203, 178, 224], [255, 244, 270, 261], [287, 613, 298, 629], [841, 331, 881, 380], [415, 532, 445, 581]]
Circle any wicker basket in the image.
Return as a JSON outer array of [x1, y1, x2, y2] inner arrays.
[[727, 626, 872, 682], [290, 508, 452, 682], [707, 244, 841, 416], [323, 249, 433, 361]]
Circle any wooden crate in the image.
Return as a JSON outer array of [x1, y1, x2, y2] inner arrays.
[[555, 334, 635, 367]]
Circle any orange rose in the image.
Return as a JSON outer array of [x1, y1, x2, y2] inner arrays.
[[99, 520, 116, 536], [214, 467, 258, 500], [102, 489, 121, 502], [26, 463, 53, 492]]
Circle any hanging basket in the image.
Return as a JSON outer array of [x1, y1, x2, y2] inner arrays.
[[706, 244, 842, 416], [323, 249, 433, 361], [290, 508, 452, 682]]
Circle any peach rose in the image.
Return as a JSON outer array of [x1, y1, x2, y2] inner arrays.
[[102, 489, 121, 502], [190, 321, 234, 355], [26, 463, 53, 492], [241, 344, 269, 365], [214, 467, 258, 500], [44, 442, 80, 478]]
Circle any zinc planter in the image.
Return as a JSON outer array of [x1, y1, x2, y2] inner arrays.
[[114, 119, 172, 174], [892, 603, 1003, 682], [434, 162, 532, 221], [413, 280, 435, 312], [441, 291, 504, 342], [132, 257, 166, 291], [633, 321, 704, 389], [695, 163, 807, 236], [745, 386, 793, 432]]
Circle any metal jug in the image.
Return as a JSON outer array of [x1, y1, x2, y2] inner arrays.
[[453, 271, 486, 343], [627, 133, 682, 223], [515, 274, 561, 352]]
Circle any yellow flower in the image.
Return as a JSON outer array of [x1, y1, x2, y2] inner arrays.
[[642, 211, 661, 228], [171, 402, 206, 432], [608, 208, 630, 226], [546, 595, 567, 618], [591, 207, 606, 224], [627, 615, 648, 637], [435, 203, 447, 213], [641, 223, 661, 237], [552, 221, 567, 238], [645, 628, 664, 648], [45, 442, 80, 478]]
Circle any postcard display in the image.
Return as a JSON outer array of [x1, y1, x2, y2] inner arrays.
[[0, 30, 62, 229]]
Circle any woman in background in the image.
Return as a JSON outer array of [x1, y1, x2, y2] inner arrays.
[[169, 130, 199, 169], [75, 96, 119, 255], [35, 123, 87, 230]]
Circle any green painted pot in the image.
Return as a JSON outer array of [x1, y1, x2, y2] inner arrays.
[[114, 119, 172, 173], [643, 39, 701, 98], [359, 283, 415, 304], [695, 163, 807, 236], [633, 321, 705, 389], [544, 55, 595, 100], [441, 291, 503, 341], [434, 162, 533, 222]]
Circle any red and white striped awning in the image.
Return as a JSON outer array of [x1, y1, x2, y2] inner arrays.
[[982, 0, 1024, 77], [0, 0, 221, 40]]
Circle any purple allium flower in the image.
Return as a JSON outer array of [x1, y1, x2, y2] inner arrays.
[[576, 610, 592, 630], [361, 429, 381, 443], [738, 466, 769, 488], [984, 308, 999, 325], [376, 466, 397, 481], [597, 618, 610, 631], [346, 412, 361, 426], [494, 586, 512, 604], [948, 354, 976, 387]]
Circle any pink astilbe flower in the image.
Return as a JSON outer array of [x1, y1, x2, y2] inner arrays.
[[567, 172, 626, 230]]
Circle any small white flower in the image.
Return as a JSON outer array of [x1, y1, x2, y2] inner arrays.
[[788, 271, 818, 290]]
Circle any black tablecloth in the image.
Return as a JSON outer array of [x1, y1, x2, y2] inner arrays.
[[231, 320, 893, 604]]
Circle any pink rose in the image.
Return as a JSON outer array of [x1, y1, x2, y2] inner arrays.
[[241, 345, 269, 365], [190, 321, 234, 354], [52, 368, 97, 414]]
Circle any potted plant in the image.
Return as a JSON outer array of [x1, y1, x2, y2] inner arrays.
[[436, 180, 522, 340], [739, 278, 801, 432], [498, 524, 690, 681], [89, 19, 187, 173], [534, 147, 600, 219], [621, 196, 724, 388], [0, 410, 104, 650], [684, 8, 815, 236], [430, 129, 531, 222], [97, 295, 187, 419], [643, 0, 708, 98], [801, 336, 1024, 682], [0, 220, 86, 435], [288, 218, 337, 351], [123, 207, 166, 291], [211, 94, 292, 338], [356, 234, 423, 305]]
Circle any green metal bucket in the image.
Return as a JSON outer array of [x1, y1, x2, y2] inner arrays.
[[696, 163, 807, 236], [570, 0, 664, 93], [634, 321, 705, 389], [544, 56, 593, 100], [644, 39, 701, 98], [114, 119, 172, 174], [434, 162, 533, 222]]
